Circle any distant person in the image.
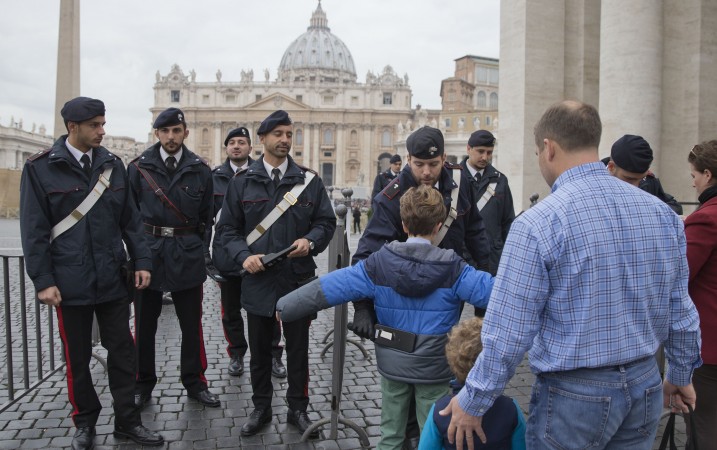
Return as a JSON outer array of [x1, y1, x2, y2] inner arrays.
[[209, 127, 285, 378], [20, 97, 163, 449], [352, 205, 362, 233], [372, 154, 402, 200], [441, 101, 701, 449], [277, 185, 494, 449], [128, 107, 220, 409], [419, 317, 525, 450], [461, 130, 514, 317], [684, 140, 717, 449], [602, 134, 683, 214]]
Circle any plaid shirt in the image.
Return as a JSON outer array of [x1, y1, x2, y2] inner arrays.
[[459, 162, 701, 416]]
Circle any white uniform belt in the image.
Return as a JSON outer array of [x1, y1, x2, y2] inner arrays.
[[477, 182, 498, 211], [432, 168, 462, 246], [50, 166, 114, 242], [246, 171, 316, 245]]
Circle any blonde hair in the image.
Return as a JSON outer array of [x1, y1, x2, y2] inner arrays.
[[445, 317, 484, 383], [399, 185, 446, 236]]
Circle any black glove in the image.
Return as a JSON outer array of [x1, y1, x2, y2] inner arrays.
[[205, 252, 226, 282], [348, 300, 377, 340]]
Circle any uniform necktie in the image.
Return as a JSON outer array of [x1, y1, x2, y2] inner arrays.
[[475, 171, 482, 183], [272, 168, 281, 189], [166, 156, 177, 174], [80, 154, 92, 180]]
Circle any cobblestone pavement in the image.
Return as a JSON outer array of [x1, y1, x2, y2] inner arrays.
[[0, 219, 683, 449]]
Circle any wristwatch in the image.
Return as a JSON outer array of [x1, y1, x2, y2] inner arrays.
[[307, 239, 315, 251]]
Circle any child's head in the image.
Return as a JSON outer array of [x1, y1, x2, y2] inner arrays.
[[399, 185, 446, 237], [445, 317, 484, 383]]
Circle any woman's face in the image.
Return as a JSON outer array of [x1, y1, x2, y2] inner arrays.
[[690, 163, 713, 195]]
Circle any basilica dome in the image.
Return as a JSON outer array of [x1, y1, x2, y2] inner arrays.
[[278, 1, 357, 83]]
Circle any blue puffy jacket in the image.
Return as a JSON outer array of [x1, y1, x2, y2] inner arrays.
[[277, 239, 493, 383]]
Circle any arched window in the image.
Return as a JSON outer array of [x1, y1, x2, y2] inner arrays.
[[490, 92, 498, 109], [382, 130, 391, 147], [477, 91, 487, 109], [323, 128, 334, 146], [202, 128, 209, 145], [295, 129, 303, 146], [350, 130, 358, 146], [485, 116, 491, 126]]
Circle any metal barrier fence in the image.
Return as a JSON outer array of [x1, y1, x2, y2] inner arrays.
[[0, 254, 65, 413]]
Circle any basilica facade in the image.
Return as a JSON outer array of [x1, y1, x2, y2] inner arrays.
[[151, 3, 422, 199]]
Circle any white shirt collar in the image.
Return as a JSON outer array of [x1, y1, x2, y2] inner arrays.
[[65, 139, 91, 165], [230, 160, 248, 173], [466, 163, 484, 179], [160, 146, 183, 163], [263, 158, 289, 180]]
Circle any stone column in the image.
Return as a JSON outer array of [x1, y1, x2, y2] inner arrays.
[[361, 124, 373, 190], [54, 0, 81, 138], [303, 123, 312, 169], [599, 0, 663, 168], [312, 124, 321, 175], [499, 0, 567, 210], [213, 122, 222, 166], [335, 125, 345, 187]]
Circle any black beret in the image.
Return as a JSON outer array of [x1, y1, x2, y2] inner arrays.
[[60, 97, 105, 123], [468, 130, 496, 148], [610, 134, 653, 173], [389, 154, 402, 164], [257, 110, 292, 135], [153, 107, 186, 128], [224, 127, 251, 146], [406, 126, 444, 159]]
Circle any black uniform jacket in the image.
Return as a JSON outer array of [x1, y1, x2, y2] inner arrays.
[[461, 159, 515, 275], [640, 172, 683, 215], [353, 163, 489, 270], [128, 143, 213, 292], [20, 136, 151, 305], [217, 156, 336, 317]]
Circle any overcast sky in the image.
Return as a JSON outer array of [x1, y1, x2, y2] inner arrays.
[[0, 0, 499, 142]]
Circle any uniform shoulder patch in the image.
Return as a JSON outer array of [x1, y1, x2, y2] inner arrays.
[[445, 162, 462, 170], [382, 178, 402, 200], [233, 167, 249, 178], [28, 148, 51, 161], [197, 156, 210, 167], [297, 164, 318, 175]]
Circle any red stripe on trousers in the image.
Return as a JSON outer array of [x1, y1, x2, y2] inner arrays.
[[56, 307, 79, 421]]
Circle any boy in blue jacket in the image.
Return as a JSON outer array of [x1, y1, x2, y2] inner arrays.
[[419, 317, 526, 449], [277, 185, 494, 449]]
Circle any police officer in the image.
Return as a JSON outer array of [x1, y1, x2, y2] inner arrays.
[[210, 126, 286, 378], [461, 130, 514, 316], [604, 134, 683, 214], [20, 97, 164, 449], [351, 126, 489, 449], [217, 110, 336, 437], [128, 107, 220, 408], [371, 154, 402, 200]]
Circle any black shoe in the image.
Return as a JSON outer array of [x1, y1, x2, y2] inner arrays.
[[241, 408, 272, 436], [287, 409, 319, 438], [71, 426, 96, 450], [271, 357, 287, 378], [188, 388, 220, 407], [228, 356, 244, 376], [113, 423, 164, 446], [134, 392, 151, 409]]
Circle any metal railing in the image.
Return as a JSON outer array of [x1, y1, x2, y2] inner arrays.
[[1, 254, 65, 413]]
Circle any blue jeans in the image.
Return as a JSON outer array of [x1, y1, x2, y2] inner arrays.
[[527, 356, 663, 450]]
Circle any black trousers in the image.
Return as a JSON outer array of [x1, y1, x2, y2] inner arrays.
[[220, 276, 283, 360], [56, 299, 139, 428], [135, 285, 208, 395], [353, 217, 361, 233], [247, 311, 311, 412]]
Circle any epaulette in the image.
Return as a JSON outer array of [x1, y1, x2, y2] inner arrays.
[[197, 156, 210, 167], [382, 177, 402, 200], [297, 164, 318, 175], [233, 167, 249, 178], [445, 162, 462, 170], [28, 148, 51, 162]]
